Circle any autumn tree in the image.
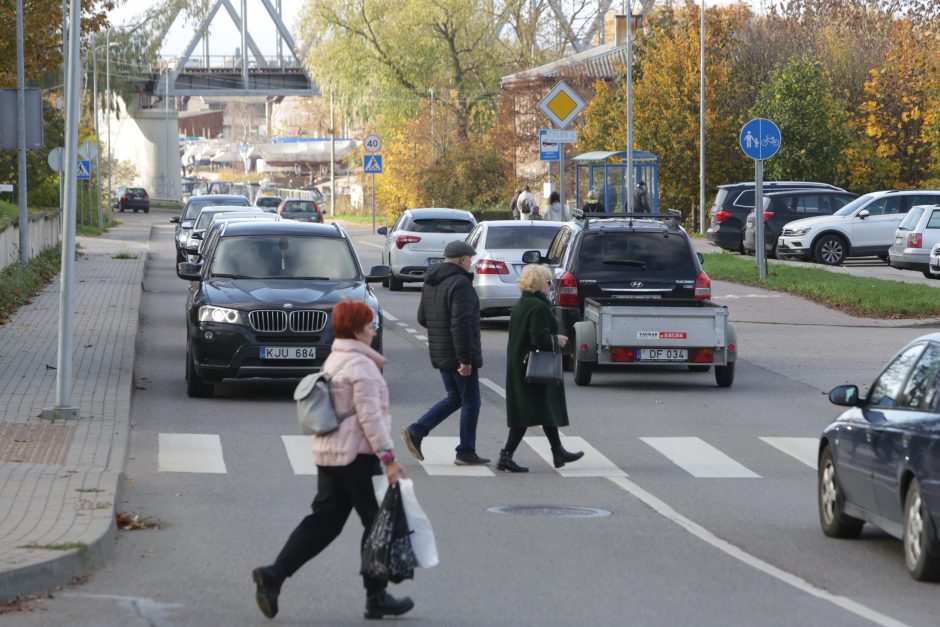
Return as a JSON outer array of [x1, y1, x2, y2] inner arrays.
[[848, 19, 939, 189], [751, 56, 849, 185]]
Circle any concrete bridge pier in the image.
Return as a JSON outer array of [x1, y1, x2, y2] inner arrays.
[[108, 104, 181, 202]]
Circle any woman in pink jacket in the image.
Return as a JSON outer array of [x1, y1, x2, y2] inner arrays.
[[252, 300, 413, 621]]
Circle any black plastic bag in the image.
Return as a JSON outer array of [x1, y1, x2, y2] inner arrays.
[[361, 483, 416, 584]]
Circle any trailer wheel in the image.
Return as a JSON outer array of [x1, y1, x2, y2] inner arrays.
[[574, 357, 593, 386], [715, 362, 735, 388]]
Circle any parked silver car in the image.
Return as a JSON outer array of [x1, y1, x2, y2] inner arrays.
[[929, 243, 940, 278], [465, 220, 565, 317], [377, 208, 477, 291], [888, 204, 940, 278]]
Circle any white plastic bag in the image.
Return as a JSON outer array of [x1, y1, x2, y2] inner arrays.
[[372, 476, 439, 568]]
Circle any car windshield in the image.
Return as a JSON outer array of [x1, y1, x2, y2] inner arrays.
[[255, 197, 281, 208], [485, 225, 561, 250], [196, 209, 257, 229], [577, 232, 696, 275], [185, 197, 250, 219], [833, 194, 875, 217], [284, 201, 318, 214], [410, 218, 474, 233], [210, 235, 357, 280]]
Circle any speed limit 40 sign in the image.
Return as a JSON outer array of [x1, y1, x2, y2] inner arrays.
[[363, 134, 381, 153]]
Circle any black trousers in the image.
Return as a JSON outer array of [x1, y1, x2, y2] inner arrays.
[[273, 454, 385, 593]]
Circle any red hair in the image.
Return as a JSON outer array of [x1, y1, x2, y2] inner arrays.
[[332, 300, 374, 338]]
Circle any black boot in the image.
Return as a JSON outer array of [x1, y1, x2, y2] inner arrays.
[[496, 449, 529, 473], [252, 566, 284, 619], [365, 591, 415, 620], [552, 446, 584, 468]]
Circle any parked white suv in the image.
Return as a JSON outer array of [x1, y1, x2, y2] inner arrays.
[[776, 190, 940, 265]]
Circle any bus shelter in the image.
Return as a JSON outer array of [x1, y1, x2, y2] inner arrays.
[[572, 150, 660, 213]]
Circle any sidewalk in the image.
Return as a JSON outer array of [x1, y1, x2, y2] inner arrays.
[[0, 221, 149, 603]]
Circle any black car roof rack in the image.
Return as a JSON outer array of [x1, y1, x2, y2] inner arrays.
[[571, 209, 683, 231]]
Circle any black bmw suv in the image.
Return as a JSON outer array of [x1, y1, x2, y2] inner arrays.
[[525, 212, 711, 369], [176, 220, 390, 397]]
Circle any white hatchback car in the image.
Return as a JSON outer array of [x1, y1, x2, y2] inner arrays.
[[465, 220, 565, 317], [776, 190, 940, 265], [888, 204, 940, 278], [377, 208, 477, 290]]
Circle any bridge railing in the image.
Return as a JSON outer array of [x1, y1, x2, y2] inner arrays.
[[162, 55, 302, 72]]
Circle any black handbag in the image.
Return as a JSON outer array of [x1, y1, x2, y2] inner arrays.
[[524, 337, 563, 385]]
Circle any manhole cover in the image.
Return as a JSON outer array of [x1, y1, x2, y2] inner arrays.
[[487, 505, 610, 518]]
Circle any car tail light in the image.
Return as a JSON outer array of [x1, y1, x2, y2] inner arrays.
[[610, 347, 635, 362], [121, 194, 130, 201], [396, 235, 421, 249], [475, 259, 509, 275], [690, 348, 714, 363], [714, 210, 732, 223], [693, 272, 711, 300], [762, 211, 774, 221], [558, 271, 579, 307], [908, 233, 923, 248]]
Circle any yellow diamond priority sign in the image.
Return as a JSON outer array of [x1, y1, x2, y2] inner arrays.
[[538, 80, 586, 129]]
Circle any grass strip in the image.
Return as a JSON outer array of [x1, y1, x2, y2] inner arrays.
[[328, 213, 382, 225], [701, 252, 940, 319], [0, 246, 62, 324]]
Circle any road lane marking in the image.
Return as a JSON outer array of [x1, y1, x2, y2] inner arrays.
[[405, 328, 417, 334], [416, 335, 428, 341], [381, 309, 398, 322], [281, 435, 318, 475], [607, 476, 909, 627], [397, 322, 409, 327], [414, 437, 494, 476], [640, 437, 760, 478], [760, 437, 818, 470], [524, 436, 627, 477], [480, 377, 506, 397], [158, 434, 226, 474]]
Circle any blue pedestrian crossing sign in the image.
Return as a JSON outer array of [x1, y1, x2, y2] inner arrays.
[[739, 118, 782, 161], [76, 160, 91, 180], [364, 154, 383, 174]]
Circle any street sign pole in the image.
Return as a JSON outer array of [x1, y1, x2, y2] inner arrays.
[[92, 32, 103, 231], [371, 173, 376, 234], [16, 0, 28, 263], [44, 0, 82, 421], [559, 146, 565, 213], [756, 159, 765, 280]]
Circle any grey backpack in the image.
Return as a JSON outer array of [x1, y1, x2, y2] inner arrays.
[[294, 360, 356, 435]]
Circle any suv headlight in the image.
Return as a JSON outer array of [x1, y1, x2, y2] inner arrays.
[[790, 226, 811, 237], [199, 306, 242, 324], [177, 230, 189, 244]]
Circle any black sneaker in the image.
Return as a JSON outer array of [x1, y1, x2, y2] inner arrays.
[[252, 566, 282, 619], [401, 427, 424, 461], [454, 453, 490, 466]]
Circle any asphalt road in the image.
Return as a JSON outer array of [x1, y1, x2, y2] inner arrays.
[[8, 212, 940, 627]]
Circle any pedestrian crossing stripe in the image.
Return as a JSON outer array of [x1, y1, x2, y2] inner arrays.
[[156, 434, 820, 477]]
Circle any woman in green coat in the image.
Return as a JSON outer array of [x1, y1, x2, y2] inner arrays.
[[498, 264, 584, 473]]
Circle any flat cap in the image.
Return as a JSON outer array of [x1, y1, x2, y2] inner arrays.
[[444, 240, 476, 258]]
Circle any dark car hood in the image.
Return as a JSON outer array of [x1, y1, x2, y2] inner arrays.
[[203, 279, 370, 310]]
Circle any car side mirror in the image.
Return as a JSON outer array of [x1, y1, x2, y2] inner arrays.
[[366, 265, 392, 282], [857, 209, 870, 219], [193, 232, 204, 240], [697, 252, 704, 265], [377, 226, 388, 236], [170, 216, 181, 224], [176, 262, 201, 281], [829, 384, 863, 407], [521, 250, 545, 264]]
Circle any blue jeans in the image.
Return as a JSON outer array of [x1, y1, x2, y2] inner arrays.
[[410, 369, 481, 456]]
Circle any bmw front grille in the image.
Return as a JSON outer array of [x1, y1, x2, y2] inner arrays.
[[248, 310, 327, 333]]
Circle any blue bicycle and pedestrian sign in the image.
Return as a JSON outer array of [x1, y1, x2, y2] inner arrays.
[[739, 118, 781, 161]]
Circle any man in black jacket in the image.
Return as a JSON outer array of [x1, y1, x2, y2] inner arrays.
[[401, 240, 490, 466]]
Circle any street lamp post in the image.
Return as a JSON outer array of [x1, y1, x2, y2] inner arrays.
[[699, 0, 706, 233], [625, 4, 643, 214], [106, 29, 112, 226]]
